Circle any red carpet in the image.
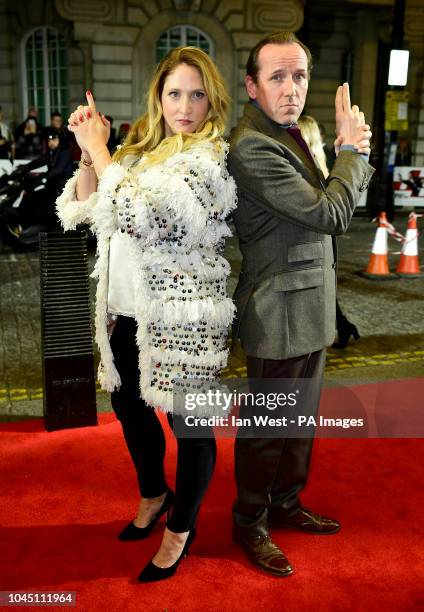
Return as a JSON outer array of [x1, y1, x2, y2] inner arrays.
[[1, 381, 424, 611]]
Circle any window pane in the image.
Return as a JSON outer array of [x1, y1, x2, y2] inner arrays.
[[156, 26, 212, 63], [187, 28, 199, 44], [35, 70, 44, 87], [24, 27, 69, 123], [50, 90, 58, 108]]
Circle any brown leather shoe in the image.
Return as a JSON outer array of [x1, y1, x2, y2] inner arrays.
[[269, 506, 340, 535], [233, 522, 293, 577]]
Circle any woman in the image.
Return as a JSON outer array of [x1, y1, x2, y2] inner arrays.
[[14, 117, 43, 159], [298, 114, 360, 349], [297, 114, 329, 178], [56, 47, 237, 582]]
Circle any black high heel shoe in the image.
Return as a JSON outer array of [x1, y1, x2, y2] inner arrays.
[[137, 528, 197, 583], [332, 322, 360, 349], [118, 488, 175, 541]]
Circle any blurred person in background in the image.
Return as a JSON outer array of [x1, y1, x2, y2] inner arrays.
[[298, 115, 329, 176], [3, 128, 73, 235], [49, 111, 73, 153], [395, 137, 411, 167], [15, 107, 43, 139], [49, 111, 69, 145], [105, 115, 118, 152], [50, 111, 64, 132], [14, 117, 44, 159], [0, 106, 14, 159], [24, 127, 74, 195], [318, 121, 336, 171], [117, 122, 130, 145]]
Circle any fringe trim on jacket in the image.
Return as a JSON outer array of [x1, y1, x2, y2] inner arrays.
[[56, 140, 237, 415]]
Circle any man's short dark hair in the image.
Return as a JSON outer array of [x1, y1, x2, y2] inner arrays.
[[246, 31, 313, 83], [51, 111, 62, 118]]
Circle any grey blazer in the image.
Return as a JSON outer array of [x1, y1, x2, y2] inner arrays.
[[228, 103, 375, 360]]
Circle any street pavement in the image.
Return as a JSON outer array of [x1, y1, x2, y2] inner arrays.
[[0, 215, 423, 420]]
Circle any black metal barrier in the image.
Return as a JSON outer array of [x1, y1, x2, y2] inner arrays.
[[39, 231, 97, 431]]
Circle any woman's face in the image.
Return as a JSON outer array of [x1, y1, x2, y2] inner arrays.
[[24, 119, 36, 134], [161, 63, 210, 137]]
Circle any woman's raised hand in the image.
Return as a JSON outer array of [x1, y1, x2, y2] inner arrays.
[[68, 91, 110, 160]]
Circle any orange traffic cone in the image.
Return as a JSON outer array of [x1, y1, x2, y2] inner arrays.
[[360, 212, 396, 279], [396, 212, 423, 278]]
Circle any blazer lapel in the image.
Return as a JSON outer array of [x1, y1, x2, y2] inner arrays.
[[243, 103, 324, 187]]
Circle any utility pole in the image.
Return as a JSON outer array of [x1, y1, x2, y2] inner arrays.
[[369, 0, 408, 220], [384, 0, 407, 219]]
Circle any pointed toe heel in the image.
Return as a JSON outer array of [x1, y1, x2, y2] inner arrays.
[[138, 529, 196, 583]]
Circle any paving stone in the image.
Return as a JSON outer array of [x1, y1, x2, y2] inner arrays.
[[0, 216, 423, 417]]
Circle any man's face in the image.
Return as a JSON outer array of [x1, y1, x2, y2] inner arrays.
[[245, 43, 309, 125], [51, 115, 62, 129]]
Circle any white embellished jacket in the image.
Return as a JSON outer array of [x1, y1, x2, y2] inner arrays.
[[56, 140, 237, 414]]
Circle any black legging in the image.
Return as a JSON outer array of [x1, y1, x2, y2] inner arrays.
[[110, 315, 216, 532]]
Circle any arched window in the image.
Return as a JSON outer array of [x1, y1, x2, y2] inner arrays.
[[21, 27, 69, 125], [155, 26, 214, 62]]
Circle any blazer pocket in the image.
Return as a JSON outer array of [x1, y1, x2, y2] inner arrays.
[[287, 241, 323, 263], [274, 266, 324, 292]]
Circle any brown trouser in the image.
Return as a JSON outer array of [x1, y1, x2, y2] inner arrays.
[[233, 349, 326, 527]]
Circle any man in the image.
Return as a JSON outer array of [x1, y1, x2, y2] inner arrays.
[[18, 128, 73, 197], [49, 111, 71, 150], [228, 31, 374, 577], [2, 129, 73, 235], [50, 111, 63, 131]]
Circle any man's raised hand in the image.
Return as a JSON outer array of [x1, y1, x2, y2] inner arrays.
[[335, 83, 372, 156]]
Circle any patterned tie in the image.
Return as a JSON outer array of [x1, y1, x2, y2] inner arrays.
[[286, 125, 315, 165]]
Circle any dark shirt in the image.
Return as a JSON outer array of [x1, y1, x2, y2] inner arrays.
[[21, 147, 73, 193], [15, 118, 44, 139], [14, 132, 44, 160]]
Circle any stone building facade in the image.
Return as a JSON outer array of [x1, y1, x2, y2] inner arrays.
[[0, 0, 423, 163]]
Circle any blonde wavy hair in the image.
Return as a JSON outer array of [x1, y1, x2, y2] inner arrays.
[[113, 46, 230, 168], [298, 115, 329, 178]]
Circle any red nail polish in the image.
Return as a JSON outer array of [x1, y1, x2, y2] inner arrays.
[[87, 111, 91, 118], [87, 90, 91, 96], [79, 114, 83, 121]]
